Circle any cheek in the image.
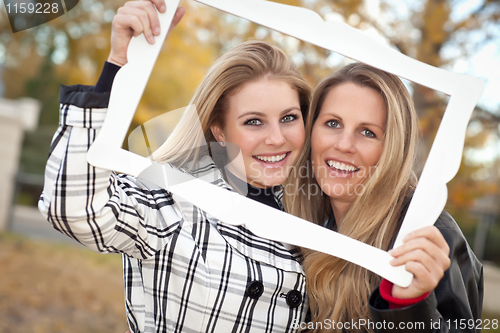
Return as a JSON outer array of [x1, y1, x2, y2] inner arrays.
[[364, 143, 384, 167], [239, 140, 259, 158], [225, 129, 255, 154], [310, 129, 324, 163], [290, 125, 306, 151]]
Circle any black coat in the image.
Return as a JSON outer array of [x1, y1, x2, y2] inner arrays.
[[369, 211, 484, 333]]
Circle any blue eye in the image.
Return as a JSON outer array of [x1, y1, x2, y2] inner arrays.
[[281, 114, 297, 123], [326, 120, 340, 128], [245, 119, 262, 126], [362, 129, 376, 138]]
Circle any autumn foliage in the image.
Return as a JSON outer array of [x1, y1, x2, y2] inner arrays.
[[1, 0, 499, 232]]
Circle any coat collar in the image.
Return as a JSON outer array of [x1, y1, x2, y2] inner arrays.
[[178, 155, 304, 274]]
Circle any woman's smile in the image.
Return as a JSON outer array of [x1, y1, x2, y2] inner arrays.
[[311, 82, 386, 203], [211, 77, 305, 188], [325, 158, 360, 177], [253, 151, 290, 168]]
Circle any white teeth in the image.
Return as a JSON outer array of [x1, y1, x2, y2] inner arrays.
[[256, 153, 287, 163], [327, 160, 357, 172]]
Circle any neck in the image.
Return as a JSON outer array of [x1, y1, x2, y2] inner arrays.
[[329, 198, 352, 226], [225, 164, 273, 190], [225, 168, 274, 195]]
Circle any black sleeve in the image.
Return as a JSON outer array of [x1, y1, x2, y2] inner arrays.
[[58, 61, 121, 109], [368, 211, 484, 333], [369, 290, 443, 332], [92, 61, 121, 93]]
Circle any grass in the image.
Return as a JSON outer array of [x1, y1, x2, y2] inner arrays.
[[483, 313, 500, 333], [0, 232, 128, 333], [1, 232, 498, 332]]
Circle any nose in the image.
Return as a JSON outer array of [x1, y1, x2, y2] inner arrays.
[[334, 131, 356, 154], [264, 122, 287, 146]]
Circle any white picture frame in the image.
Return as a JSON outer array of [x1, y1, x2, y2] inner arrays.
[[86, 0, 484, 287]]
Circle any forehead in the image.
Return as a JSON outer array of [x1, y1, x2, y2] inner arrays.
[[319, 83, 386, 124], [226, 78, 300, 112], [231, 76, 296, 96]]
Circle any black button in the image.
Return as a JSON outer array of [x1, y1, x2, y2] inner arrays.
[[286, 290, 302, 308], [246, 281, 264, 299]]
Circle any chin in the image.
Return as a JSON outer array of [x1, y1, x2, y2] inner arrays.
[[256, 177, 285, 188], [318, 181, 346, 197], [323, 182, 365, 201]]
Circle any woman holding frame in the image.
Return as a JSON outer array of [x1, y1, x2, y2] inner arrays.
[[284, 63, 483, 332], [39, 0, 313, 332]]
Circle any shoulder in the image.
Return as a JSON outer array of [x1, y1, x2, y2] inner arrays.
[[433, 211, 467, 247], [434, 210, 459, 230], [433, 211, 484, 321], [433, 211, 478, 260], [434, 210, 483, 289]]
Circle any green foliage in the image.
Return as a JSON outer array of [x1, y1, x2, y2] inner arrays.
[[19, 52, 62, 179], [484, 224, 500, 263], [25, 53, 62, 126]]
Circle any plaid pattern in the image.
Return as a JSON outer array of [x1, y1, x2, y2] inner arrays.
[[39, 85, 308, 333]]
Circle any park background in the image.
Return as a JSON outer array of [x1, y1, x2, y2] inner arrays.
[[1, 0, 500, 331]]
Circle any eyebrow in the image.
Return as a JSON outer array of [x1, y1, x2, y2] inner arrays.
[[237, 107, 302, 119], [361, 122, 385, 131]]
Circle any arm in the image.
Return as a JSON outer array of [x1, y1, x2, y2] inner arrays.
[[369, 212, 483, 332], [93, 61, 121, 93], [38, 0, 185, 259], [38, 84, 182, 258]]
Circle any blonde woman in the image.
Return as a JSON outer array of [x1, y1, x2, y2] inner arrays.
[[39, 1, 312, 332], [285, 63, 483, 332]]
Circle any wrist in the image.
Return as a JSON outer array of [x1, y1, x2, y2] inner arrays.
[[107, 55, 126, 67], [379, 279, 430, 309]]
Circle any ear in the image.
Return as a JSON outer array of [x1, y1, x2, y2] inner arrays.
[[210, 123, 225, 143]]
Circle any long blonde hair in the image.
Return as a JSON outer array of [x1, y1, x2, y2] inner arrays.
[[151, 40, 311, 171], [284, 63, 419, 332]]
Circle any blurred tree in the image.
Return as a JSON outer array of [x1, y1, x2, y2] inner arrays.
[[21, 52, 63, 177], [0, 0, 122, 203], [1, 0, 499, 220]]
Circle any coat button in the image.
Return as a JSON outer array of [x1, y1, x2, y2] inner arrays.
[[286, 290, 302, 308], [246, 281, 264, 299]]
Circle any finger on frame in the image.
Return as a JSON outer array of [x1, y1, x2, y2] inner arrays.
[[390, 240, 450, 272], [124, 1, 160, 38], [141, 0, 166, 13], [396, 226, 449, 255], [404, 226, 448, 250]]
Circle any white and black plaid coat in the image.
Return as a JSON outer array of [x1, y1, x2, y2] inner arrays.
[[38, 85, 308, 333]]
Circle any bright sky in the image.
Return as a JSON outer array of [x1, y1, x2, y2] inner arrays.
[[457, 43, 500, 112]]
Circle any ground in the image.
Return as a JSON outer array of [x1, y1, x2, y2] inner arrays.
[[2, 228, 499, 332], [0, 233, 128, 333]]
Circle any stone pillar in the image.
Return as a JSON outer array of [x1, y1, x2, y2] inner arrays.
[[0, 97, 41, 231]]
